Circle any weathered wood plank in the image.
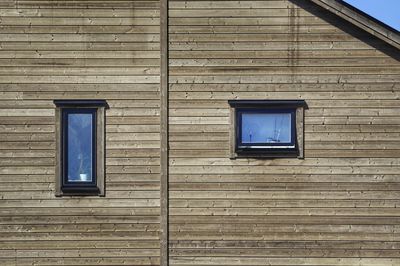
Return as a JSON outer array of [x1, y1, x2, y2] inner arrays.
[[0, 0, 161, 263]]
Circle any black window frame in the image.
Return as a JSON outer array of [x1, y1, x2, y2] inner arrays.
[[54, 100, 108, 196], [61, 108, 98, 193], [229, 100, 307, 158], [236, 108, 297, 151]]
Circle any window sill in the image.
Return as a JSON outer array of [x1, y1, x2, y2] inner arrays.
[[58, 186, 101, 196], [232, 148, 300, 159]]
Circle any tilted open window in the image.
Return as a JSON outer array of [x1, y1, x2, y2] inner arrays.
[[229, 100, 307, 158], [54, 100, 108, 196]]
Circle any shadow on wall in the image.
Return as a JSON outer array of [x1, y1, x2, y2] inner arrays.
[[289, 0, 400, 61]]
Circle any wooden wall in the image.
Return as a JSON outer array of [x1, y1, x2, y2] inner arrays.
[[1, 0, 400, 265], [0, 0, 161, 265], [168, 0, 400, 265]]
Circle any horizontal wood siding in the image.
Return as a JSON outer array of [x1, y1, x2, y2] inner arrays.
[[168, 0, 400, 265], [0, 0, 160, 265]]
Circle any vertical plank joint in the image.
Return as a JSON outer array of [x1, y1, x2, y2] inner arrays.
[[160, 0, 169, 263]]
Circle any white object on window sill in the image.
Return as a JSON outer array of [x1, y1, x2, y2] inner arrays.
[[79, 174, 89, 181]]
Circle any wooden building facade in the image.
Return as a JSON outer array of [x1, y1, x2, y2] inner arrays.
[[1, 0, 400, 265]]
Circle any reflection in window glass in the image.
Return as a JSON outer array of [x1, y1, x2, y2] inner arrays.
[[67, 113, 93, 182], [241, 113, 291, 144]]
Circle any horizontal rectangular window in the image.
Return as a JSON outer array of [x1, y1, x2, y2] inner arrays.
[[229, 100, 307, 158], [238, 110, 295, 149]]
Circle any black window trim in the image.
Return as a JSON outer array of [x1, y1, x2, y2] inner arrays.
[[236, 108, 296, 150], [61, 108, 98, 191], [54, 99, 109, 108], [228, 100, 307, 109], [54, 99, 108, 196], [229, 100, 307, 159]]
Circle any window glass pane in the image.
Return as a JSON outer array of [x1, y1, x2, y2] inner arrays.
[[67, 113, 93, 182], [241, 113, 291, 144]]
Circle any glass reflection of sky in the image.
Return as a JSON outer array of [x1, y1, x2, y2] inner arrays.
[[67, 113, 93, 182], [241, 113, 291, 144]]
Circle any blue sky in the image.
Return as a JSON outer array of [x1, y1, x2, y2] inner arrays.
[[343, 0, 400, 31]]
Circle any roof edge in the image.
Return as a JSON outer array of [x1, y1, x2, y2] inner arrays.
[[308, 0, 400, 50]]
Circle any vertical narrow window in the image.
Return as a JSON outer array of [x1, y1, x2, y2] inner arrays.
[[64, 109, 96, 185], [54, 100, 108, 196]]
